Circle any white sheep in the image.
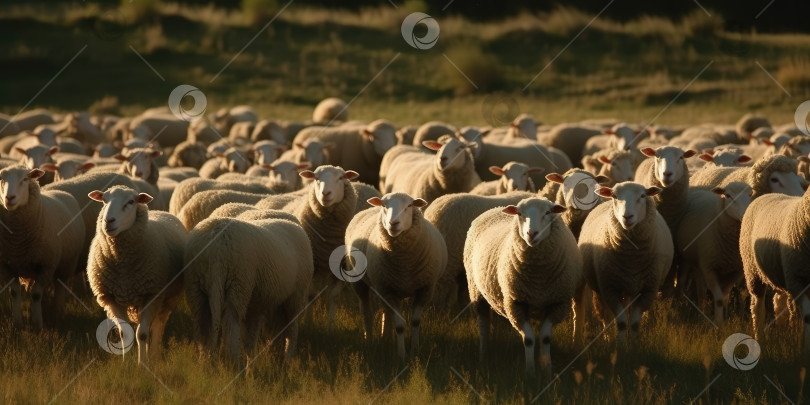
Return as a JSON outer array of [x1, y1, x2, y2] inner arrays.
[[198, 147, 250, 179], [40, 154, 96, 182], [278, 138, 333, 170], [312, 97, 348, 124], [127, 114, 189, 147], [410, 121, 457, 149], [465, 197, 582, 379], [579, 182, 673, 345], [539, 169, 609, 238], [697, 146, 752, 167], [541, 123, 604, 167], [86, 186, 187, 364], [469, 161, 542, 195], [690, 154, 805, 199], [740, 186, 810, 352], [167, 140, 207, 169], [346, 192, 447, 361], [736, 113, 771, 141], [250, 119, 287, 145], [185, 209, 313, 364], [0, 165, 85, 330], [211, 105, 258, 135], [168, 177, 278, 215], [582, 149, 636, 187]]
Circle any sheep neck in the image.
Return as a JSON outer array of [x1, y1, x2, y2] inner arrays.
[[431, 150, 475, 194], [97, 206, 148, 266], [603, 197, 658, 260], [0, 182, 44, 266], [653, 165, 689, 229], [506, 219, 568, 281]]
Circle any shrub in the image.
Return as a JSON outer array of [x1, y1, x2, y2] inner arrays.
[[442, 43, 502, 96], [242, 0, 279, 26]]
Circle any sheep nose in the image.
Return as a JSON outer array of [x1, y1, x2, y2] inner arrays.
[[623, 214, 634, 221], [526, 230, 538, 239], [663, 171, 673, 178], [323, 190, 332, 197], [440, 156, 448, 164], [5, 195, 15, 203], [389, 220, 399, 227], [106, 217, 116, 224], [135, 171, 143, 177]]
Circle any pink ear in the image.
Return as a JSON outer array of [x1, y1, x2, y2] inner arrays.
[[596, 187, 615, 198], [640, 148, 657, 157], [79, 162, 96, 172], [605, 129, 613, 135], [737, 155, 752, 163], [361, 129, 373, 137], [149, 150, 162, 159], [510, 123, 519, 129], [550, 204, 566, 214], [14, 147, 27, 156], [634, 130, 642, 135], [698, 154, 714, 162], [422, 141, 443, 151], [28, 169, 45, 179], [49, 146, 60, 155], [40, 163, 58, 172], [297, 163, 312, 171], [114, 154, 127, 162], [299, 170, 316, 179], [598, 155, 611, 164], [367, 197, 384, 207], [88, 190, 104, 202], [527, 167, 544, 174], [489, 166, 505, 176], [344, 170, 360, 180], [683, 149, 697, 158], [762, 139, 774, 146], [704, 149, 715, 155], [136, 193, 154, 204], [502, 205, 519, 215], [545, 173, 564, 184], [412, 198, 428, 208], [711, 187, 725, 196], [480, 129, 491, 137], [262, 163, 275, 171], [294, 143, 305, 149], [645, 186, 662, 196]]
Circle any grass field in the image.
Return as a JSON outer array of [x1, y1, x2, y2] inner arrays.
[[1, 2, 810, 404]]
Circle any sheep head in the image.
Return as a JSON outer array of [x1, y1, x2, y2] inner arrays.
[[423, 137, 477, 172], [490, 161, 543, 192], [713, 182, 752, 221], [0, 166, 43, 211], [263, 160, 310, 185], [41, 160, 95, 182], [367, 192, 427, 238], [115, 148, 161, 181], [15, 144, 58, 170], [361, 119, 397, 157], [606, 125, 642, 151], [293, 138, 333, 168], [598, 151, 634, 184], [216, 147, 249, 174], [502, 197, 564, 247], [597, 181, 660, 230], [88, 186, 153, 237], [640, 146, 696, 187], [300, 165, 359, 208], [252, 140, 286, 166]]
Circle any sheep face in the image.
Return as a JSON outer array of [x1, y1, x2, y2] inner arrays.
[[0, 167, 42, 211], [32, 127, 58, 146], [502, 198, 565, 247], [300, 166, 359, 207], [640, 146, 696, 187], [94, 143, 119, 158], [713, 182, 752, 221], [252, 141, 285, 166], [608, 125, 639, 151], [295, 139, 333, 168], [490, 162, 543, 192], [367, 193, 428, 237], [265, 161, 310, 185], [509, 114, 536, 139], [598, 153, 634, 183], [15, 145, 58, 170], [222, 148, 248, 173], [597, 182, 661, 230], [457, 126, 486, 159], [423, 137, 477, 171], [701, 148, 751, 167], [116, 148, 161, 181], [41, 161, 95, 182], [361, 120, 397, 157], [766, 170, 804, 196], [88, 187, 153, 237]]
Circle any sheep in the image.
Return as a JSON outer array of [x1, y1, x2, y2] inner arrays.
[[114, 148, 166, 211], [292, 119, 397, 186], [198, 148, 249, 179], [167, 140, 207, 169], [312, 97, 348, 124], [278, 138, 332, 170], [178, 189, 278, 231], [159, 167, 199, 183], [0, 113, 22, 137], [396, 125, 418, 145], [11, 108, 55, 131], [581, 124, 644, 157], [539, 169, 609, 238], [541, 123, 603, 166], [697, 146, 752, 168], [65, 112, 106, 144], [86, 186, 186, 364], [381, 137, 481, 202], [411, 121, 457, 149], [228, 121, 256, 142], [211, 105, 258, 135], [14, 143, 59, 170], [207, 203, 298, 221], [127, 114, 190, 147], [736, 113, 771, 140], [579, 182, 673, 345], [740, 185, 810, 352], [250, 119, 287, 145], [465, 197, 582, 379], [168, 177, 278, 215], [635, 146, 696, 233], [675, 182, 752, 324], [184, 209, 313, 364], [346, 192, 446, 361], [779, 135, 810, 158], [0, 166, 85, 330], [582, 149, 636, 187], [690, 154, 805, 198], [40, 154, 96, 182], [250, 140, 287, 167], [469, 162, 542, 195], [501, 113, 539, 142], [224, 160, 310, 190]]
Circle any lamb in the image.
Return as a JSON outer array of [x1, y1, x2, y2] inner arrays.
[[346, 193, 447, 361], [690, 154, 805, 198], [167, 140, 207, 169], [292, 119, 397, 185], [469, 162, 542, 195], [539, 169, 609, 238], [381, 137, 481, 202], [86, 186, 186, 364], [540, 123, 603, 166], [579, 182, 673, 344], [184, 209, 313, 364], [0, 166, 85, 330], [465, 197, 582, 379], [676, 182, 752, 324], [740, 185, 810, 352], [312, 97, 348, 124], [410, 121, 456, 149]]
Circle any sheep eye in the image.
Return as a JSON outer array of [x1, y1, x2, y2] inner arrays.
[[770, 178, 778, 183]]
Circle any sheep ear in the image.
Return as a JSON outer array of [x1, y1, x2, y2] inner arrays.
[[479, 129, 491, 137], [14, 147, 27, 156], [294, 142, 305, 149], [297, 163, 311, 171], [634, 130, 643, 135], [299, 170, 316, 179], [136, 193, 153, 204], [645, 186, 662, 196], [605, 129, 614, 135], [698, 154, 714, 162], [79, 162, 96, 172], [422, 141, 443, 151], [683, 149, 697, 158], [711, 187, 725, 196], [88, 190, 105, 202], [545, 173, 564, 184], [367, 197, 384, 207], [762, 139, 774, 146], [262, 164, 276, 171], [550, 204, 566, 214], [510, 122, 519, 129], [113, 154, 127, 162], [640, 147, 657, 157], [412, 198, 428, 208], [594, 175, 610, 184], [489, 166, 505, 176], [596, 187, 615, 198], [598, 155, 611, 164], [28, 168, 45, 179], [361, 129, 374, 139], [704, 148, 715, 155], [149, 150, 162, 159], [343, 170, 359, 180], [737, 155, 752, 163], [527, 167, 544, 174], [502, 205, 519, 215], [40, 163, 58, 172], [49, 146, 60, 155]]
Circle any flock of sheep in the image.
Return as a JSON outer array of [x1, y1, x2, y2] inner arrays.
[[1, 99, 809, 381]]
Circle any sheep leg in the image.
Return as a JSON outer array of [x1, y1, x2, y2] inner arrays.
[[326, 279, 343, 329], [104, 303, 131, 360], [222, 306, 243, 367], [508, 302, 535, 380], [149, 306, 172, 360], [747, 278, 766, 341], [137, 303, 159, 365], [572, 283, 590, 343], [9, 278, 23, 328], [538, 319, 553, 380], [629, 307, 642, 342], [801, 295, 810, 354], [30, 282, 44, 331], [387, 305, 407, 363], [410, 289, 429, 358], [473, 298, 490, 363], [701, 270, 725, 325], [242, 311, 264, 361], [355, 282, 374, 341]]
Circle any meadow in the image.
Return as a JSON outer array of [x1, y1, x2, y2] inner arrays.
[[1, 1, 810, 404]]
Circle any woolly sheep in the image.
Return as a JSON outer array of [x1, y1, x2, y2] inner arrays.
[[11, 109, 55, 131], [0, 166, 85, 330], [635, 146, 696, 232], [736, 113, 771, 141], [411, 121, 456, 149], [697, 146, 752, 168], [740, 186, 810, 351], [127, 114, 189, 147], [198, 147, 249, 179], [167, 140, 207, 169], [293, 119, 397, 186], [469, 161, 542, 195], [86, 186, 186, 364], [249, 119, 287, 145], [278, 138, 333, 170], [168, 177, 277, 215], [312, 97, 348, 124], [250, 140, 287, 167], [185, 209, 313, 364], [228, 121, 255, 142], [382, 137, 481, 202], [211, 105, 258, 135], [676, 182, 752, 324], [582, 124, 644, 157], [582, 149, 635, 187], [40, 154, 96, 182], [178, 189, 277, 231], [501, 113, 538, 142], [396, 125, 418, 145], [465, 197, 582, 379], [539, 169, 609, 238], [690, 154, 805, 198], [541, 123, 603, 166], [114, 148, 166, 211], [0, 113, 21, 137], [347, 193, 446, 361], [65, 112, 106, 144]]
